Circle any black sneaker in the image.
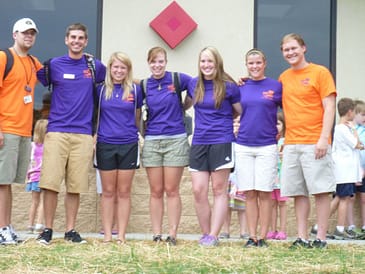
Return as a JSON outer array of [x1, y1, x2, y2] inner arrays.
[[165, 236, 177, 246], [257, 239, 268, 248], [244, 238, 257, 248], [289, 238, 312, 249], [37, 228, 53, 245], [312, 239, 327, 249], [153, 234, 163, 242], [64, 229, 87, 244]]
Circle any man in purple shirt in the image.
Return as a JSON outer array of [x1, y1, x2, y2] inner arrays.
[[36, 23, 106, 245]]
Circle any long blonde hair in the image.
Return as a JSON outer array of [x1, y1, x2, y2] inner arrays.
[[104, 52, 134, 100], [33, 119, 48, 144], [195, 46, 236, 109]]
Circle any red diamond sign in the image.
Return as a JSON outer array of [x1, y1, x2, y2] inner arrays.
[[150, 1, 197, 49]]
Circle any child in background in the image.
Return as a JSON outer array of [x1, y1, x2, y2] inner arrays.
[[220, 117, 248, 239], [267, 111, 288, 240], [26, 119, 48, 233], [346, 100, 365, 237], [219, 171, 248, 239], [331, 98, 363, 239]]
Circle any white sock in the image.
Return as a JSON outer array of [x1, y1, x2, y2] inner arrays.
[[313, 224, 318, 230], [336, 226, 345, 233], [362, 226, 365, 230], [348, 225, 356, 231]]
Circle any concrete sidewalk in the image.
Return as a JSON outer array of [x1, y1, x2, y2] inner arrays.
[[17, 231, 365, 245]]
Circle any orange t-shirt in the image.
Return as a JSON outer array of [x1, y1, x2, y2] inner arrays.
[[0, 49, 42, 137], [279, 63, 336, 144]]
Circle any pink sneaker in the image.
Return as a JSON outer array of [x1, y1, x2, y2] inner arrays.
[[266, 231, 277, 239], [275, 231, 287, 240]]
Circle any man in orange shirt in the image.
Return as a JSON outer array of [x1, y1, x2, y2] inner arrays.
[[0, 18, 42, 245], [279, 33, 336, 249]]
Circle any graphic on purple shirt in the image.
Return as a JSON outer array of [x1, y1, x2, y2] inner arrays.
[[97, 84, 143, 144], [27, 142, 43, 183], [37, 55, 106, 135], [187, 78, 241, 145], [236, 78, 282, 146], [143, 71, 192, 136]]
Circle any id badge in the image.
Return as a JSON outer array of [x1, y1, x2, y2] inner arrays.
[[24, 95, 32, 104]]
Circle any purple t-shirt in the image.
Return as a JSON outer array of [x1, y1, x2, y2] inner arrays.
[[143, 71, 192, 136], [187, 78, 241, 145], [236, 78, 282, 146], [37, 55, 106, 135], [96, 84, 143, 144]]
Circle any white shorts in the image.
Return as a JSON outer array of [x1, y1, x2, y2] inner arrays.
[[281, 144, 335, 196], [235, 144, 277, 192]]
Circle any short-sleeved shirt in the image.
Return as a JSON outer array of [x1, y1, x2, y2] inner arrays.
[[356, 125, 365, 169], [96, 84, 143, 144], [143, 71, 192, 136], [27, 142, 44, 183], [37, 55, 106, 135], [187, 78, 240, 145], [332, 124, 362, 184], [0, 49, 42, 137], [236, 78, 282, 146], [279, 63, 336, 144]]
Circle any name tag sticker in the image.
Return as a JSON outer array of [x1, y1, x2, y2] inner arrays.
[[24, 95, 32, 104], [63, 73, 75, 79]]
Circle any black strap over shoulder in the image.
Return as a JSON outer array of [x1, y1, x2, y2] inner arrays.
[[1, 48, 36, 81]]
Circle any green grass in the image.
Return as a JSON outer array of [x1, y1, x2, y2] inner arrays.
[[1, 239, 365, 273]]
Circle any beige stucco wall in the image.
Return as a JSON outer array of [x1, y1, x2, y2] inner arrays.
[[11, 0, 365, 236], [336, 0, 365, 101]]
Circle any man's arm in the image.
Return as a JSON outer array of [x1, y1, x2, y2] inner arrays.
[[315, 93, 336, 159]]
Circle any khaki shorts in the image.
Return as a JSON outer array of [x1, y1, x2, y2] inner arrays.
[[0, 134, 31, 184], [235, 144, 277, 192], [40, 132, 93, 193], [281, 144, 336, 196], [142, 137, 190, 167]]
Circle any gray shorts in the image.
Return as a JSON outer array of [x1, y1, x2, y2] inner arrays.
[[0, 133, 31, 184], [280, 144, 336, 196], [142, 137, 190, 167]]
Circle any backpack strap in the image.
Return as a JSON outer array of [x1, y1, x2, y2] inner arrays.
[[84, 53, 97, 93], [1, 48, 13, 80], [43, 58, 52, 91], [1, 48, 36, 81]]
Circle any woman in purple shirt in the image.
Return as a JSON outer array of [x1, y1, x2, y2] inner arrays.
[[141, 47, 192, 245], [235, 49, 282, 248], [186, 46, 242, 247], [96, 52, 142, 244]]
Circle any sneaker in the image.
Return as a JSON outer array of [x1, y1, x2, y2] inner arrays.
[[218, 232, 230, 239], [257, 239, 268, 248], [37, 228, 53, 245], [345, 228, 364, 239], [310, 225, 335, 239], [275, 231, 287, 240], [152, 234, 163, 242], [198, 233, 208, 244], [332, 228, 354, 240], [244, 238, 257, 248], [266, 231, 277, 239], [64, 229, 87, 244], [199, 235, 219, 247], [240, 233, 249, 239], [289, 238, 312, 249], [0, 226, 17, 245], [312, 239, 327, 249], [8, 224, 21, 243], [165, 236, 177, 246]]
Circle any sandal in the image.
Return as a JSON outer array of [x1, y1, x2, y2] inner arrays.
[[116, 239, 126, 245]]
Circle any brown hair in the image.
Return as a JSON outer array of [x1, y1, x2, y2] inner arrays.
[[337, 97, 355, 117], [147, 46, 167, 63], [280, 33, 306, 51], [65, 23, 88, 39], [277, 111, 285, 137], [354, 99, 365, 114], [33, 119, 48, 144]]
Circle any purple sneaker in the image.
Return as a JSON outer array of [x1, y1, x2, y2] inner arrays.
[[199, 235, 219, 247], [198, 234, 208, 244]]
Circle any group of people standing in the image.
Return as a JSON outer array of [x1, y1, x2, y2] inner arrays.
[[1, 17, 343, 250]]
